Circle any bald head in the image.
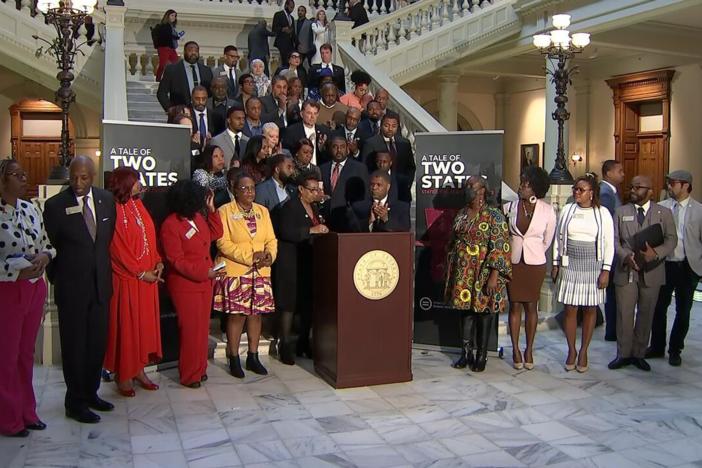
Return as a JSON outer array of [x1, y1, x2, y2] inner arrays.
[[69, 156, 96, 197]]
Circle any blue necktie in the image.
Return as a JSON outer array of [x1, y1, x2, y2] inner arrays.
[[198, 112, 207, 139]]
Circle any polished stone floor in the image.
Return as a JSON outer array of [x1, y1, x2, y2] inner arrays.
[[4, 306, 702, 468]]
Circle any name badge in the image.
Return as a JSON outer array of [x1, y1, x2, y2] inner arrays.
[[561, 255, 569, 267], [65, 205, 81, 215], [185, 227, 197, 239], [623, 215, 635, 222]]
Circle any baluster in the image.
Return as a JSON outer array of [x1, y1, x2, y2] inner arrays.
[[406, 13, 415, 41], [323, 0, 329, 9], [424, 8, 432, 32], [387, 20, 397, 47], [150, 55, 159, 76], [432, 3, 441, 28], [331, 0, 338, 11], [397, 16, 406, 43], [461, 0, 469, 16], [415, 11, 423, 36], [378, 24, 388, 50], [451, 0, 459, 20], [206, 56, 216, 68], [441, 0, 449, 25], [128, 53, 138, 76], [369, 30, 377, 56], [138, 54, 147, 77]]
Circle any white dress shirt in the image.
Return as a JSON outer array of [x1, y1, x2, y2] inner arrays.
[[304, 124, 317, 164], [671, 197, 690, 261]]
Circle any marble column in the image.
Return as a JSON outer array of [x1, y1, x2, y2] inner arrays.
[[103, 4, 128, 121], [544, 58, 569, 175], [438, 72, 459, 131]]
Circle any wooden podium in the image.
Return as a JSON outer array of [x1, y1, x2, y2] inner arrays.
[[313, 232, 413, 388]]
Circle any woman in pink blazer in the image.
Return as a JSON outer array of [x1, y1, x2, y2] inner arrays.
[[503, 167, 556, 370]]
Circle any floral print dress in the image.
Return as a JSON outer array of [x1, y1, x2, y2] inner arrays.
[[444, 207, 512, 313]]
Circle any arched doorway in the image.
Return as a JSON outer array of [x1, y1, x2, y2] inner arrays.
[[10, 99, 74, 196]]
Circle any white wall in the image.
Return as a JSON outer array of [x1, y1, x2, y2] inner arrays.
[[669, 64, 702, 200]]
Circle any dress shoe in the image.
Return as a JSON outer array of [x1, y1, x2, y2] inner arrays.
[[632, 358, 651, 371], [246, 352, 268, 375], [201, 374, 208, 382], [117, 386, 136, 398], [88, 397, 115, 412], [183, 381, 201, 389], [6, 429, 30, 438], [669, 353, 682, 367], [269, 338, 279, 357], [66, 408, 101, 424], [135, 380, 159, 391], [228, 355, 245, 379], [608, 357, 631, 370], [604, 335, 617, 342], [645, 347, 665, 359], [26, 420, 47, 431]]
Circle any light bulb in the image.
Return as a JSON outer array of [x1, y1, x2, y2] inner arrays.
[[552, 14, 571, 29], [571, 33, 590, 48]]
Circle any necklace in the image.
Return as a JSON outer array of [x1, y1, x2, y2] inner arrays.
[[240, 205, 255, 218], [522, 199, 535, 218], [122, 199, 150, 260]]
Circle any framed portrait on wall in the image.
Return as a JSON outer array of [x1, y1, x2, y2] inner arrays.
[[520, 143, 540, 172]]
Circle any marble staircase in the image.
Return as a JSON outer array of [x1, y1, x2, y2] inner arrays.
[[126, 80, 165, 124]]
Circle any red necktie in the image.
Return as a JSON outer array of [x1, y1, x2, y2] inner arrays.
[[330, 162, 341, 192]]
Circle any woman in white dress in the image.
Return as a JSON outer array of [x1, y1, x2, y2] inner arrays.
[[310, 9, 330, 65]]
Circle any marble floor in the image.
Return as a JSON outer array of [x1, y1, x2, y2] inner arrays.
[[4, 306, 702, 468]]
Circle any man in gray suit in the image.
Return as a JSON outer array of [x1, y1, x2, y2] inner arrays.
[[610, 175, 677, 371], [649, 170, 702, 366], [295, 6, 314, 66], [212, 45, 241, 99], [255, 154, 297, 211], [210, 105, 249, 168], [248, 20, 275, 76], [600, 160, 625, 341]]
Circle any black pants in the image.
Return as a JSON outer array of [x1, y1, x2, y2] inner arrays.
[[57, 285, 109, 411], [650, 260, 701, 355], [604, 265, 617, 339]]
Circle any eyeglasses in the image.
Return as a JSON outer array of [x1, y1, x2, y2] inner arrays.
[[303, 186, 322, 192], [572, 186, 591, 193], [290, 54, 301, 59], [237, 186, 255, 192], [7, 171, 27, 179], [667, 180, 684, 186], [629, 185, 651, 191]]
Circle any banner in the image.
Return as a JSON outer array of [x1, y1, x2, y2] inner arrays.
[[413, 131, 504, 348]]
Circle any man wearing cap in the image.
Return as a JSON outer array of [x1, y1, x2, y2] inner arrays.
[[647, 170, 702, 366]]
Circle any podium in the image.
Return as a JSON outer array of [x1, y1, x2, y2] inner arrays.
[[313, 232, 413, 388]]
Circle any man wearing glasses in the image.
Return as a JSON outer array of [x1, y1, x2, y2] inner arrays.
[[609, 175, 677, 371], [212, 46, 241, 99], [648, 170, 702, 366]]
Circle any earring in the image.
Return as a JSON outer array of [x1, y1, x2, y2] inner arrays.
[[529, 196, 537, 204]]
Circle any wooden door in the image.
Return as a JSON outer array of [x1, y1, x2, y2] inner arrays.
[[638, 136, 665, 200], [621, 103, 640, 198], [17, 140, 61, 197]]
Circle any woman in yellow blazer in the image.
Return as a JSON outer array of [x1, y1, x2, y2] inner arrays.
[[214, 170, 277, 378]]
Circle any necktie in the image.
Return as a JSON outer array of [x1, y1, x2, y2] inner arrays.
[[346, 130, 352, 141], [673, 202, 680, 225], [373, 121, 379, 134], [83, 194, 96, 241], [234, 134, 241, 158], [199, 113, 207, 139], [387, 138, 397, 159], [330, 162, 340, 192], [637, 206, 645, 226], [191, 64, 199, 88], [228, 67, 235, 94]]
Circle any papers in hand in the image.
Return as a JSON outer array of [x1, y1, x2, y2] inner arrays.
[[6, 256, 40, 283]]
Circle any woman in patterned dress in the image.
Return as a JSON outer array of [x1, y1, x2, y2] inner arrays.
[[445, 178, 511, 372], [214, 171, 277, 378]]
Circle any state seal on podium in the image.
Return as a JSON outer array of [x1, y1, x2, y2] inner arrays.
[[353, 250, 400, 300]]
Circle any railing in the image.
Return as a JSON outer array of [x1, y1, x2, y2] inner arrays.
[[349, 0, 493, 56]]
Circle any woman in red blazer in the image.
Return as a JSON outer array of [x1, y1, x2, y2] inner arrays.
[[160, 181, 223, 388]]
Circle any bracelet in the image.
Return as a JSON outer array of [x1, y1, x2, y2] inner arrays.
[[138, 271, 146, 280]]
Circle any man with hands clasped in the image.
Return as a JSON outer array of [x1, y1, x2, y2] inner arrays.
[[609, 175, 677, 372]]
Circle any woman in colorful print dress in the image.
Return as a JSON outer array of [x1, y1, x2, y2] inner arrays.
[[445, 177, 511, 372]]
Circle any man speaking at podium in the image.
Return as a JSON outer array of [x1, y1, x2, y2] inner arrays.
[[349, 170, 410, 232]]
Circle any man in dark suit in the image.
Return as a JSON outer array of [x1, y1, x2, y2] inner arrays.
[[309, 44, 346, 95], [260, 75, 289, 129], [210, 105, 249, 168], [273, 0, 297, 67], [319, 135, 369, 232], [600, 159, 625, 341], [207, 77, 237, 137], [190, 86, 214, 152], [609, 175, 677, 372], [350, 170, 410, 232], [43, 156, 116, 424], [349, 0, 370, 28], [248, 21, 275, 76], [295, 6, 314, 66], [282, 100, 330, 166], [333, 108, 362, 159], [243, 96, 267, 138], [356, 100, 382, 142], [361, 113, 415, 181], [255, 154, 297, 211], [211, 45, 240, 99], [157, 41, 213, 111], [374, 150, 412, 202]]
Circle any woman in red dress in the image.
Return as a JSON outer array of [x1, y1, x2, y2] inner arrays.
[[104, 167, 163, 397], [160, 181, 223, 387]]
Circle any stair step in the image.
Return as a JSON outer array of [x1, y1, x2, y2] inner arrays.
[[127, 88, 158, 96]]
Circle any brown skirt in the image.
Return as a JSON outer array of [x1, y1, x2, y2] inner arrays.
[[507, 262, 547, 303]]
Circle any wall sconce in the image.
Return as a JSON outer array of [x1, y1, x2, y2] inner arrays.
[[95, 150, 102, 158], [570, 153, 583, 166]]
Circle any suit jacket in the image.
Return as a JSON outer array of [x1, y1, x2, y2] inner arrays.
[[273, 64, 308, 88], [43, 187, 116, 305], [215, 201, 278, 278], [361, 134, 416, 180], [254, 177, 297, 212], [356, 118, 379, 143], [388, 170, 412, 203], [349, 198, 410, 232], [272, 10, 297, 50], [248, 23, 275, 60], [660, 197, 702, 275], [332, 125, 362, 159], [160, 211, 223, 292], [260, 94, 288, 128], [282, 122, 330, 165], [210, 129, 249, 168], [157, 60, 214, 111], [207, 97, 237, 137], [190, 107, 216, 143], [600, 181, 621, 217], [503, 199, 557, 265], [212, 65, 240, 99], [349, 2, 370, 28], [296, 18, 314, 54], [309, 63, 346, 94], [613, 201, 677, 287], [319, 158, 369, 232]]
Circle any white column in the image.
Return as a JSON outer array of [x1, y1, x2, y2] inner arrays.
[[103, 4, 128, 121], [438, 72, 459, 131], [544, 58, 569, 174]]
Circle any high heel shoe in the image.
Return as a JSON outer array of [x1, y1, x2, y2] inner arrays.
[[245, 352, 268, 375], [576, 355, 589, 373], [135, 376, 159, 391], [512, 349, 524, 370], [453, 341, 474, 369], [523, 349, 534, 370], [228, 354, 245, 379], [564, 353, 577, 372], [117, 385, 136, 398]]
